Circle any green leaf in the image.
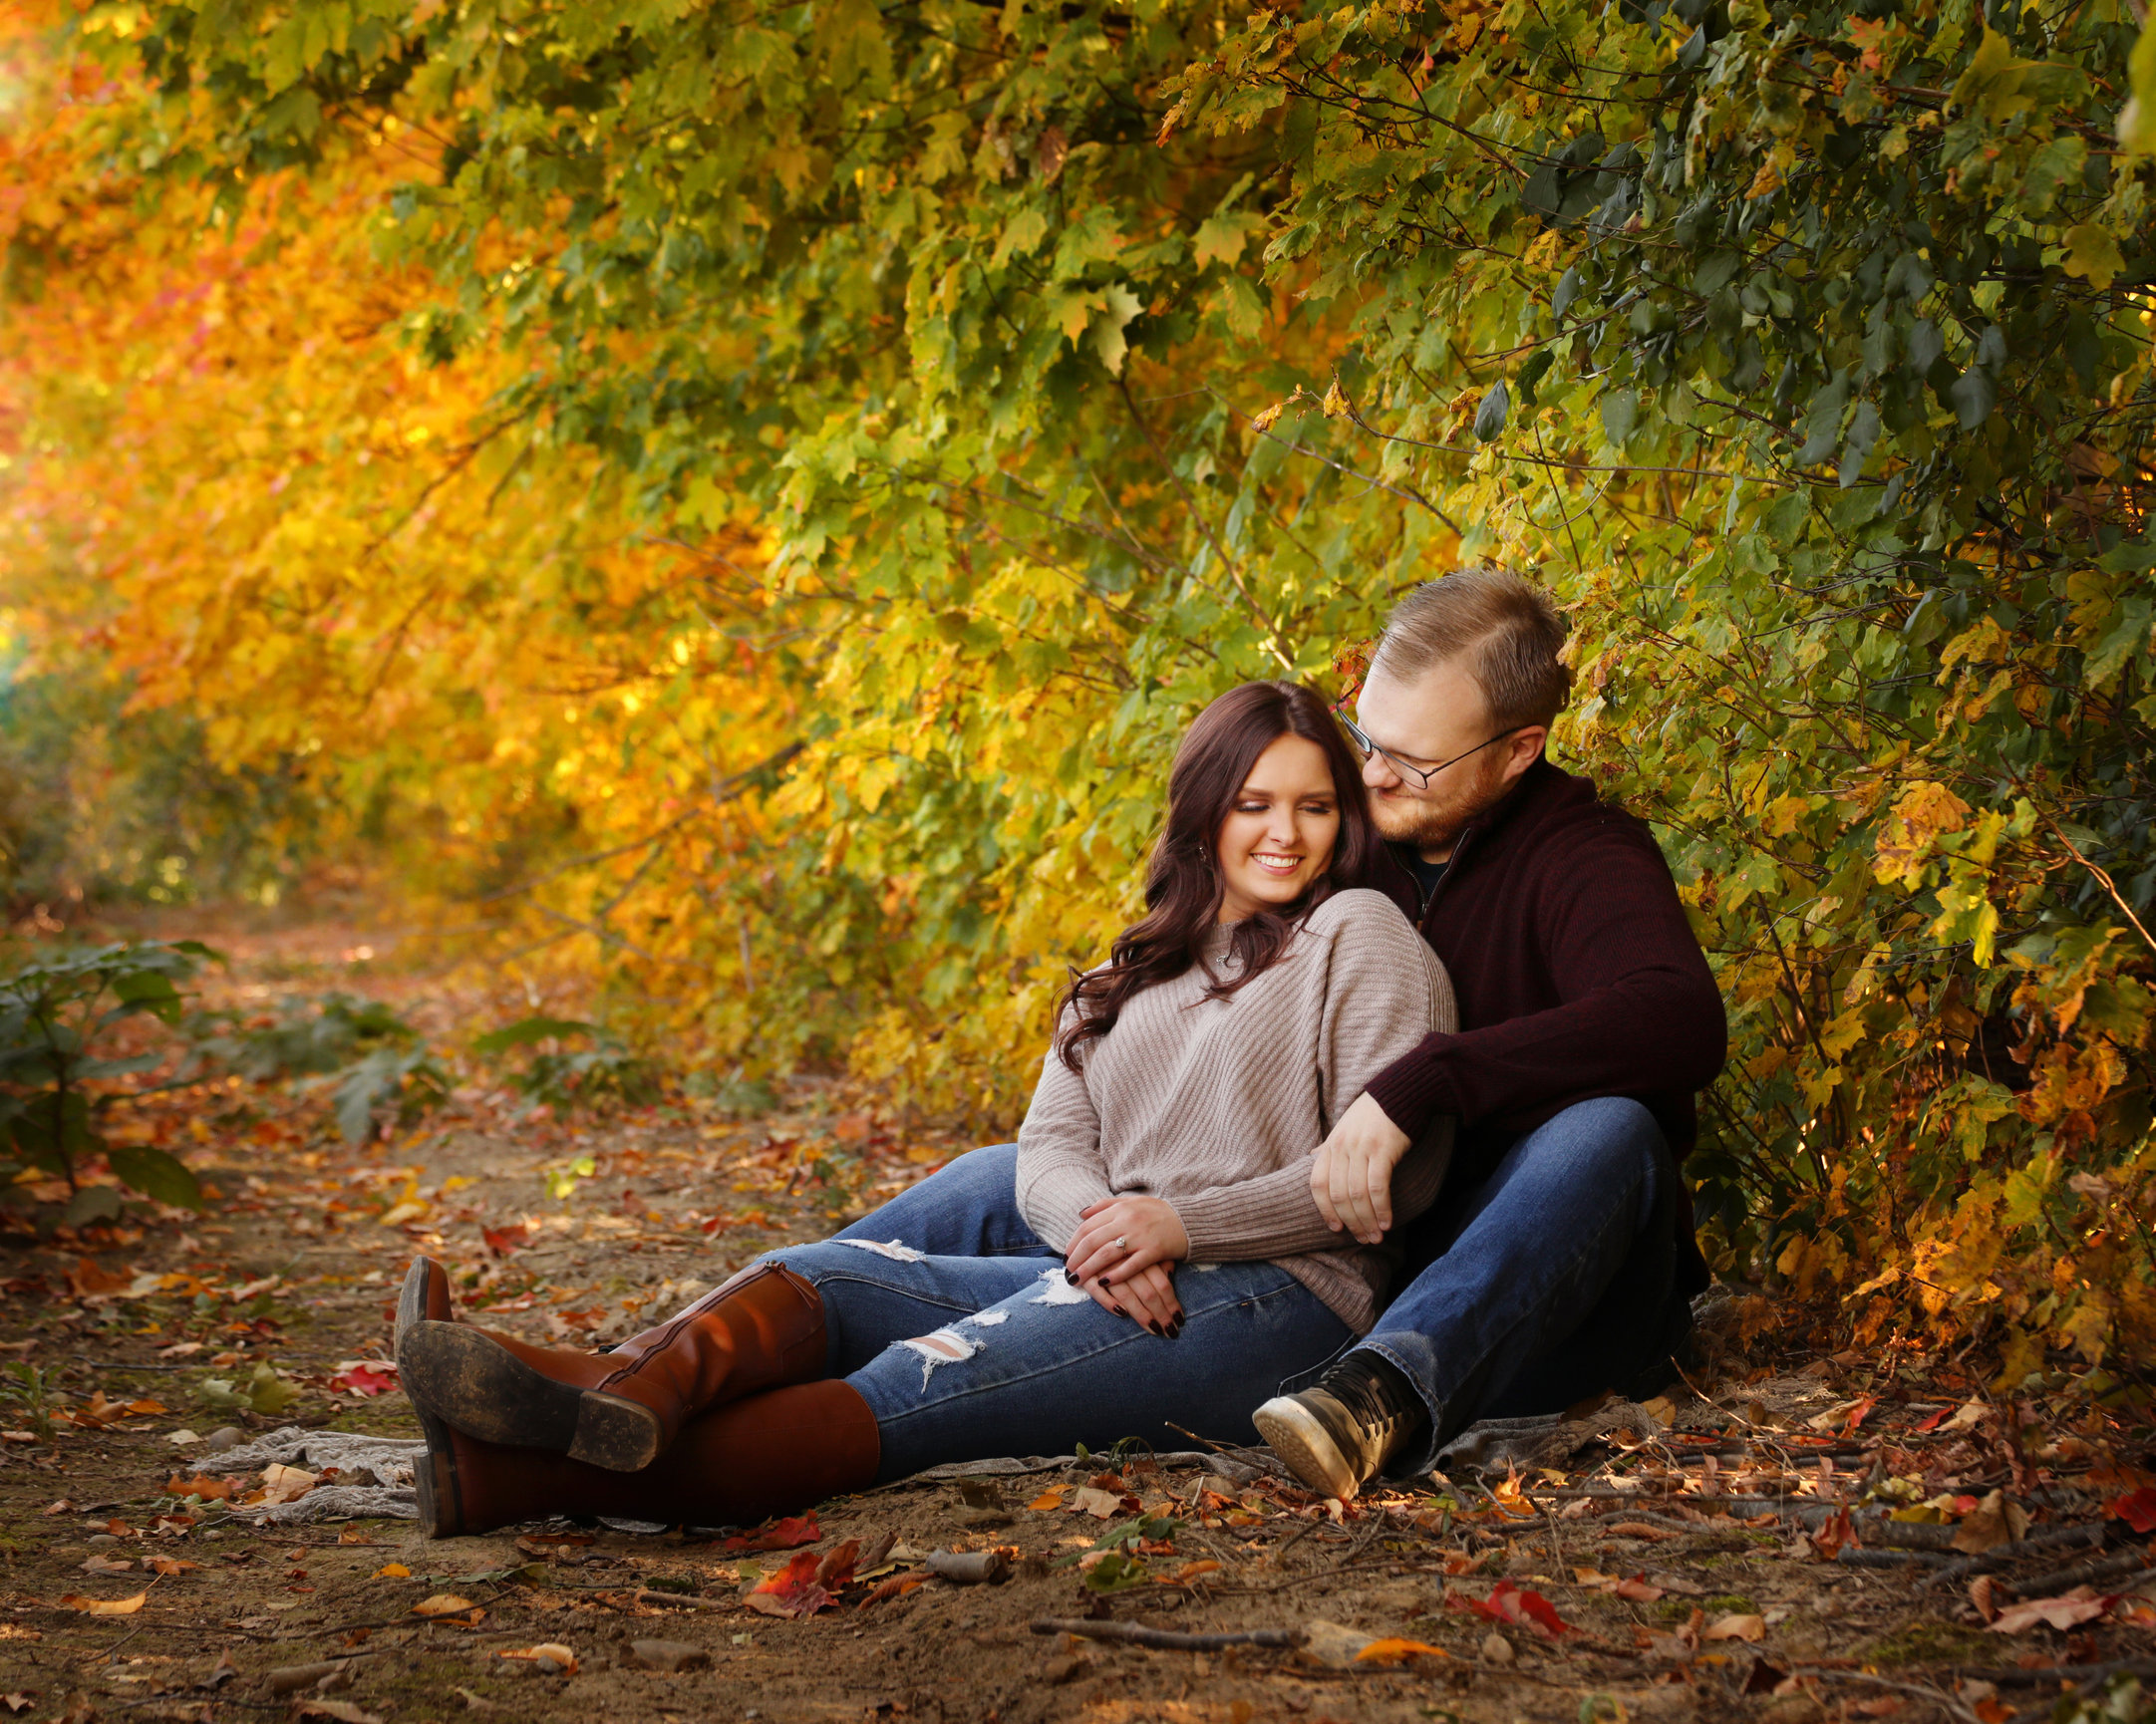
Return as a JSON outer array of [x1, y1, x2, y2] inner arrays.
[[2124, 9, 2156, 152], [1599, 388, 1639, 445], [2060, 224, 2122, 292], [1473, 380, 1509, 442], [1950, 367, 1997, 431], [472, 1016, 600, 1055], [105, 1144, 204, 1211]]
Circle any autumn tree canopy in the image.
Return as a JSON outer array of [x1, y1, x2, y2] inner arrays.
[[6, 0, 2156, 1383]]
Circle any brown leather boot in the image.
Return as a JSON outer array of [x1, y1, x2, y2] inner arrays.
[[410, 1378, 879, 1538], [394, 1258, 619, 1394], [396, 1264, 825, 1472]]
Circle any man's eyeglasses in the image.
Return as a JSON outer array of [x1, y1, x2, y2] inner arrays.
[[1337, 714, 1522, 791]]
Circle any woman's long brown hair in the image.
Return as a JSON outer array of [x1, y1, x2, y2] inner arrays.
[[1054, 681, 1386, 1069]]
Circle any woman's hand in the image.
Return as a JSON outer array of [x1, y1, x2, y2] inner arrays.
[[1085, 1261, 1181, 1335], [1067, 1194, 1189, 1286]]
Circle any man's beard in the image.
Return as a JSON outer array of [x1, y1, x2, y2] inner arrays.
[[1368, 755, 1512, 854]]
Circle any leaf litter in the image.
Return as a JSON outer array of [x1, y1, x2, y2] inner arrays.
[[4, 924, 2155, 1722]]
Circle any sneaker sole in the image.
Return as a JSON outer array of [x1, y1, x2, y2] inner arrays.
[[1253, 1395, 1364, 1500], [396, 1320, 660, 1473]]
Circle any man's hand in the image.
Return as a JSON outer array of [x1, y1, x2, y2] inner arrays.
[[1311, 1090, 1411, 1244]]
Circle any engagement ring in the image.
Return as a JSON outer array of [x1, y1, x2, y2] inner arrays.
[[1111, 1235, 1129, 1251]]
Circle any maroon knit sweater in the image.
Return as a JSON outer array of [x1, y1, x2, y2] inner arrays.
[[1361, 758, 1726, 1290]]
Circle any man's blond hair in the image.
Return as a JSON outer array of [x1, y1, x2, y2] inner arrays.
[[1371, 568, 1571, 730]]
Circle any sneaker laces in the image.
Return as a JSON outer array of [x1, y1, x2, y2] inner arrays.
[[1322, 1353, 1426, 1440]]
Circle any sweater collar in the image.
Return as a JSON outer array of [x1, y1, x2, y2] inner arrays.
[[1375, 756, 1598, 908]]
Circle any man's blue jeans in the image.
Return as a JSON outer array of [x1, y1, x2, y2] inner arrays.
[[834, 1095, 1689, 1477], [750, 1242, 1349, 1482]]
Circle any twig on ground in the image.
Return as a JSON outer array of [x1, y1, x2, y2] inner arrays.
[[632, 1587, 736, 1610], [1926, 1524, 2104, 1589], [1807, 1668, 1981, 1724], [1031, 1617, 1305, 1651], [1838, 1548, 1956, 1570], [1939, 1657, 2156, 1689], [2008, 1544, 2152, 1598]]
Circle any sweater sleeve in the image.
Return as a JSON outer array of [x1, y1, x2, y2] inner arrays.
[[1362, 823, 1726, 1140], [1013, 1019, 1116, 1255], [1168, 898, 1457, 1260]]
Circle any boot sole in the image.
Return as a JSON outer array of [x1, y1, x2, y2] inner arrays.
[[398, 1321, 660, 1472], [395, 1258, 446, 1351], [1253, 1396, 1363, 1500]]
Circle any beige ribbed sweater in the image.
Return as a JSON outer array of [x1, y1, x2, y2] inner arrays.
[[1014, 888, 1458, 1333]]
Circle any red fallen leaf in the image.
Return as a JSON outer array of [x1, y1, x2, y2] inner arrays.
[[481, 1223, 532, 1257], [699, 1215, 727, 1236], [1914, 1406, 1953, 1433], [1839, 1394, 1877, 1431], [813, 1539, 861, 1590], [330, 1364, 398, 1398], [748, 1550, 833, 1618], [2105, 1487, 2156, 1536], [1450, 1579, 1572, 1638], [720, 1513, 820, 1553], [1810, 1507, 1856, 1562]]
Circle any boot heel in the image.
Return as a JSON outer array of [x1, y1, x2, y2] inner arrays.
[[398, 1321, 585, 1452], [566, 1392, 662, 1472]]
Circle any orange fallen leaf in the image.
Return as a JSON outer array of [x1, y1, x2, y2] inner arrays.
[[1702, 1612, 1766, 1642], [165, 1473, 235, 1502], [374, 1564, 411, 1579], [145, 1558, 198, 1577], [1356, 1637, 1450, 1665], [412, 1593, 477, 1617], [60, 1591, 147, 1615], [1027, 1488, 1067, 1511], [857, 1574, 927, 1608], [1171, 1560, 1223, 1583]]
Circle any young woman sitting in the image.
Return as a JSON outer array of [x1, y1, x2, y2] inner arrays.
[[394, 680, 1457, 1535]]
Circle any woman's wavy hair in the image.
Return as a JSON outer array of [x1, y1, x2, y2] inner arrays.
[[1054, 681, 1384, 1069]]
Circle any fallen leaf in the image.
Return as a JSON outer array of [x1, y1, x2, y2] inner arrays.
[[496, 1642, 577, 1675], [259, 1463, 319, 1506], [294, 1703, 385, 1724], [1988, 1587, 2116, 1634], [1, 1696, 30, 1715], [1451, 1579, 1571, 1638], [1969, 1575, 2000, 1623], [329, 1365, 397, 1398], [165, 1473, 235, 1502], [1604, 1521, 1682, 1543], [1575, 1568, 1665, 1601], [1071, 1486, 1123, 1519], [374, 1564, 411, 1579], [2107, 1487, 2156, 1536], [79, 1556, 136, 1575], [719, 1513, 819, 1553], [1027, 1488, 1067, 1511], [1171, 1560, 1223, 1583], [856, 1573, 927, 1607], [482, 1223, 532, 1257], [748, 1551, 832, 1618], [1952, 1490, 2029, 1556], [814, 1539, 861, 1590], [145, 1559, 198, 1577], [60, 1591, 147, 1615], [1703, 1612, 1767, 1643], [413, 1593, 478, 1617], [1355, 1637, 1450, 1665]]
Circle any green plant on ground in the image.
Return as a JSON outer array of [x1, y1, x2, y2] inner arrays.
[[472, 1015, 661, 1115], [0, 940, 213, 1211], [0, 1361, 56, 1440]]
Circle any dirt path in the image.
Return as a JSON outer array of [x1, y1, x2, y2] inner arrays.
[[2, 921, 2152, 1723]]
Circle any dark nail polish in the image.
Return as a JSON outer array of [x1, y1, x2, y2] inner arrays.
[[1065, 1270, 1078, 1285], [1168, 1321, 1182, 1339], [1111, 1305, 1126, 1317], [1148, 1320, 1164, 1336]]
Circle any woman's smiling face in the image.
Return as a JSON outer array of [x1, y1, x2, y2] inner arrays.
[[1214, 732, 1343, 922]]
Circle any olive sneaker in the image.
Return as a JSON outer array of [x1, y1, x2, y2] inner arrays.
[[1253, 1352, 1428, 1499]]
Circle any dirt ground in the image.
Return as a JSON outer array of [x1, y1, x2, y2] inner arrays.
[[3, 917, 2154, 1724]]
